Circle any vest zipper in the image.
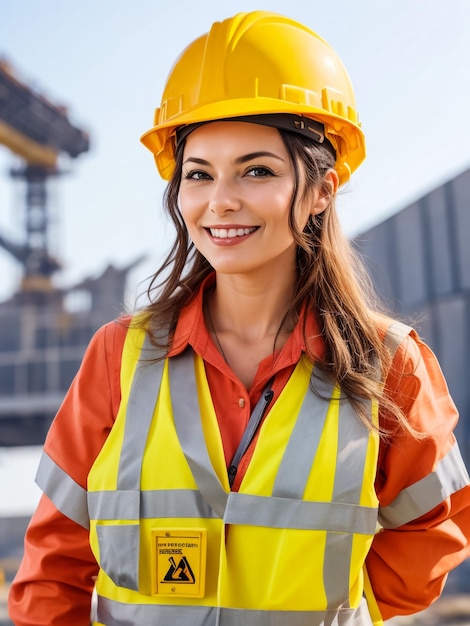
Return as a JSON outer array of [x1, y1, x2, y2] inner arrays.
[[228, 380, 274, 488]]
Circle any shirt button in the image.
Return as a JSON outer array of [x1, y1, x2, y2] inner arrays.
[[238, 398, 245, 408]]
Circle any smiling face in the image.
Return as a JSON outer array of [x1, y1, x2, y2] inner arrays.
[[178, 121, 311, 281]]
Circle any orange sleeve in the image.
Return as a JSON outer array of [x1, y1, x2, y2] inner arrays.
[[8, 496, 97, 626], [43, 319, 126, 487], [8, 320, 127, 626], [367, 332, 470, 620]]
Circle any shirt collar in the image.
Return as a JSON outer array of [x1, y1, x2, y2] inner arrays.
[[169, 272, 324, 364]]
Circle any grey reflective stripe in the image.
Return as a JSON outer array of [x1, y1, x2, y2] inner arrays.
[[93, 333, 168, 591], [36, 451, 89, 529], [383, 320, 412, 358], [96, 594, 374, 626], [89, 488, 216, 521], [324, 394, 372, 609], [333, 398, 372, 502], [379, 442, 470, 528], [96, 595, 215, 625], [88, 480, 377, 534], [272, 373, 333, 498], [223, 493, 377, 535], [118, 335, 166, 494], [169, 351, 228, 519], [89, 490, 140, 521], [96, 524, 140, 591]]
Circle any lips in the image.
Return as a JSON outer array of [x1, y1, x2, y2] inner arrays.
[[208, 226, 258, 239]]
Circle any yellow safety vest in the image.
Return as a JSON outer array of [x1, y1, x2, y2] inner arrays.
[[86, 325, 384, 625], [34, 319, 470, 625]]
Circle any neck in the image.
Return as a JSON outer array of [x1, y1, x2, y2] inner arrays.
[[207, 272, 295, 344], [204, 269, 298, 388]]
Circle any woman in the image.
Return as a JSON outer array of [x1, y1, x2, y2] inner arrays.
[[9, 11, 470, 626]]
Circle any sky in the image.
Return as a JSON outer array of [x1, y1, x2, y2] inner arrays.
[[0, 445, 41, 515], [1, 0, 470, 307]]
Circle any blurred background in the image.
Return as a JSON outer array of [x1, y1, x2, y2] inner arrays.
[[1, 1, 470, 623]]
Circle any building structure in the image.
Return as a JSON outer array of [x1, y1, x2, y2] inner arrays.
[[354, 166, 470, 466], [354, 166, 470, 593], [0, 58, 142, 445], [0, 259, 142, 445]]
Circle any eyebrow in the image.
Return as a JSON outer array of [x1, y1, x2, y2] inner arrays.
[[183, 151, 285, 166]]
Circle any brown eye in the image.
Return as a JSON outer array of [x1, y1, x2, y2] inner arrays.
[[183, 170, 211, 180], [246, 166, 274, 177]]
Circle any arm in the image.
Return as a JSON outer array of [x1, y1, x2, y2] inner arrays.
[[367, 332, 470, 620], [8, 320, 127, 626], [8, 496, 97, 626]]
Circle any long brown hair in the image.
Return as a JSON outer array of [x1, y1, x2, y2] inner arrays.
[[138, 128, 410, 436]]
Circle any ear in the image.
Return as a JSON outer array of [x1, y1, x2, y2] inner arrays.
[[310, 168, 339, 216]]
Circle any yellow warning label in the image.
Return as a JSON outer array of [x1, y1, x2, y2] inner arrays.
[[151, 528, 207, 598]]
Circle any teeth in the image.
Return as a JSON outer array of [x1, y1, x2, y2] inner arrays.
[[209, 227, 256, 238]]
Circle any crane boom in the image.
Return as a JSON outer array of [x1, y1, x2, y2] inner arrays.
[[0, 58, 89, 164], [0, 119, 58, 168], [0, 57, 90, 291]]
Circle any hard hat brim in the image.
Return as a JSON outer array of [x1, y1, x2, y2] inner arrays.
[[140, 98, 365, 185]]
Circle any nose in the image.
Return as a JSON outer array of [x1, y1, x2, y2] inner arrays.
[[208, 178, 241, 216]]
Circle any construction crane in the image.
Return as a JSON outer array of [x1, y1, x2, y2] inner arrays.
[[0, 57, 89, 297], [0, 58, 146, 447]]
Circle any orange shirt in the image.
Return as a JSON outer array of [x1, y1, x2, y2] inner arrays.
[[8, 276, 470, 624]]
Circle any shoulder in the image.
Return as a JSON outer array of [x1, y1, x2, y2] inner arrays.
[[373, 313, 420, 373], [87, 315, 134, 358], [373, 314, 457, 433], [40, 317, 137, 487]]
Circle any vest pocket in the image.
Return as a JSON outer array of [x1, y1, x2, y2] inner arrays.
[[96, 523, 140, 591]]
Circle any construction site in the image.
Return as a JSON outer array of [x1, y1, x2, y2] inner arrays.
[[0, 58, 143, 623], [0, 57, 470, 625]]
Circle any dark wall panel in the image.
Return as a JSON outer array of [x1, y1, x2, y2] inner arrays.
[[425, 186, 454, 297], [394, 203, 427, 309], [452, 171, 470, 291], [355, 221, 398, 310], [354, 167, 470, 466], [433, 295, 469, 457]]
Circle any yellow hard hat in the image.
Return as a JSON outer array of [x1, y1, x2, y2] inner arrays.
[[140, 11, 365, 185]]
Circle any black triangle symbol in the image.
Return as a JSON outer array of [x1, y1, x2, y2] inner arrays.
[[162, 556, 195, 584]]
